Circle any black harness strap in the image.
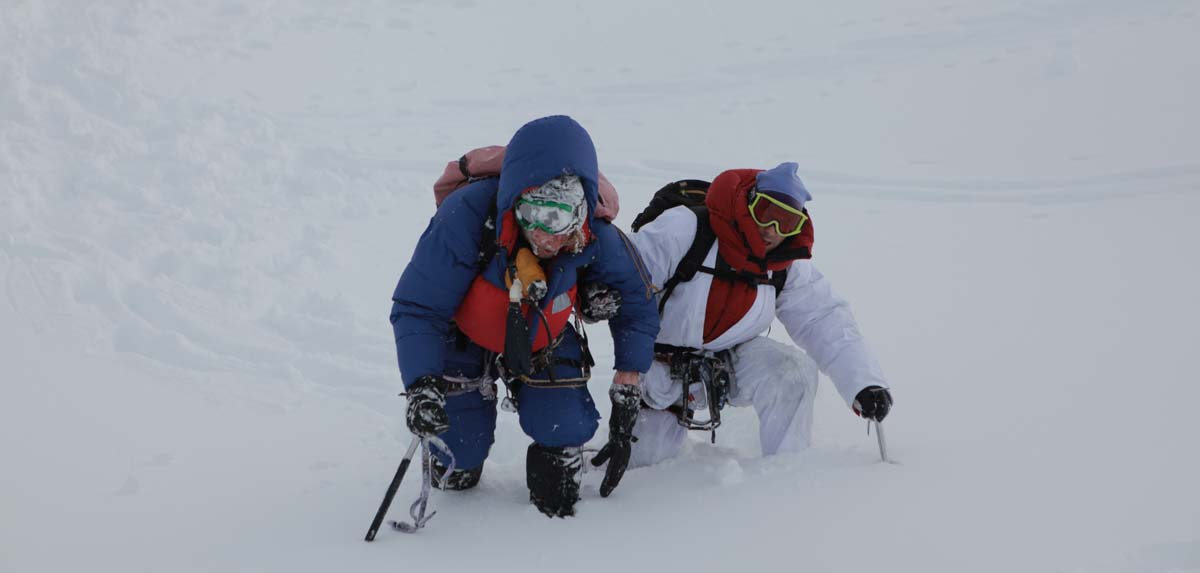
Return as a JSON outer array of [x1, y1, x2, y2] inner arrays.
[[653, 342, 700, 355], [699, 256, 789, 294], [657, 207, 790, 314], [657, 207, 717, 314]]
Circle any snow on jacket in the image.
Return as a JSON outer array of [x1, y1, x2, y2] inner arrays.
[[390, 116, 660, 388], [629, 205, 888, 406]]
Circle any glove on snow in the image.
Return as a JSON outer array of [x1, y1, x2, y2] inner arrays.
[[591, 383, 641, 497], [578, 281, 622, 323], [853, 386, 893, 422], [406, 375, 450, 438]]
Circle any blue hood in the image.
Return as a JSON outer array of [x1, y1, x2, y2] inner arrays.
[[497, 115, 599, 238]]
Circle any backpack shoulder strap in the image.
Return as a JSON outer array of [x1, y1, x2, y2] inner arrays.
[[655, 207, 792, 313], [770, 267, 788, 297], [657, 207, 717, 314], [476, 200, 500, 271]]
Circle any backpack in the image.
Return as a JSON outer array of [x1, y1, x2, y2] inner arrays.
[[630, 179, 787, 314]]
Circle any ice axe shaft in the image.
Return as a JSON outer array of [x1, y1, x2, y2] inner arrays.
[[873, 420, 889, 463], [364, 436, 421, 542]]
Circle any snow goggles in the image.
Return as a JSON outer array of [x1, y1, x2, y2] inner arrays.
[[748, 189, 809, 237], [514, 197, 581, 235]]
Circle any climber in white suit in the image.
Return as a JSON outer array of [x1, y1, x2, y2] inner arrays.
[[623, 163, 893, 466]]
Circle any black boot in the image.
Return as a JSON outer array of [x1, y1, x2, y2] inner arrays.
[[432, 459, 483, 491], [526, 444, 582, 518]]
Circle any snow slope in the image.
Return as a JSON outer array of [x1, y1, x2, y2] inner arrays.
[[3, 1, 1198, 571]]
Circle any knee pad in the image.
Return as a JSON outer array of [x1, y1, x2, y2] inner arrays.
[[525, 443, 582, 518]]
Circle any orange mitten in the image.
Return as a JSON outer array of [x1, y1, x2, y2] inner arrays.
[[505, 248, 548, 302]]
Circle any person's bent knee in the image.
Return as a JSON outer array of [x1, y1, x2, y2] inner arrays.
[[517, 385, 600, 447], [777, 349, 818, 394], [522, 414, 599, 448], [435, 391, 499, 470]]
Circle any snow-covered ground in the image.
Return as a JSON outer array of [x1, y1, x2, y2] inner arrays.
[[3, 1, 1198, 571]]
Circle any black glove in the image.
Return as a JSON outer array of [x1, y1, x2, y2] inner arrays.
[[591, 384, 640, 497], [578, 281, 621, 324], [853, 386, 893, 422], [406, 375, 450, 437]]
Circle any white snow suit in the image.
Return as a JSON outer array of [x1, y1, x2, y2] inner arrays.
[[627, 206, 889, 467]]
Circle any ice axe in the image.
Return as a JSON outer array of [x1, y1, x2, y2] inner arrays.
[[872, 420, 890, 463], [854, 388, 895, 464], [364, 436, 421, 542], [866, 419, 898, 465]]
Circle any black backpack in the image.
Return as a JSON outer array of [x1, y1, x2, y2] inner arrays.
[[631, 180, 787, 314]]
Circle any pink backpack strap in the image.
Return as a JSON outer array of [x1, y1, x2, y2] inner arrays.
[[595, 171, 619, 221], [433, 146, 506, 207]]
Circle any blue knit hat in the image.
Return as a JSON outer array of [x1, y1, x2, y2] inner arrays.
[[755, 162, 812, 210]]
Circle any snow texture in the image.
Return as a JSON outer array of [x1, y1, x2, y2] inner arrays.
[[2, 1, 1199, 572]]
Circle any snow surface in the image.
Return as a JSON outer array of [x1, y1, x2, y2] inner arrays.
[[3, 1, 1199, 572]]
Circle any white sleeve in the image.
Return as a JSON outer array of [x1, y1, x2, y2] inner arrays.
[[775, 260, 889, 407], [628, 206, 698, 291]]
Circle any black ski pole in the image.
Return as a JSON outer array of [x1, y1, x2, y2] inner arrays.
[[364, 436, 422, 542]]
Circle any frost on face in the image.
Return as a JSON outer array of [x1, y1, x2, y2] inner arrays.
[[517, 175, 588, 236]]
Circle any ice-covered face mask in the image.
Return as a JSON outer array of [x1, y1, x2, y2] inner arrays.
[[514, 176, 587, 236], [515, 197, 580, 235]]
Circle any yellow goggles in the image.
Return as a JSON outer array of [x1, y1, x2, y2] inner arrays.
[[748, 191, 809, 237]]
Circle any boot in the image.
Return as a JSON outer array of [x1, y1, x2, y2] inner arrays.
[[432, 459, 483, 491], [526, 443, 582, 517]]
